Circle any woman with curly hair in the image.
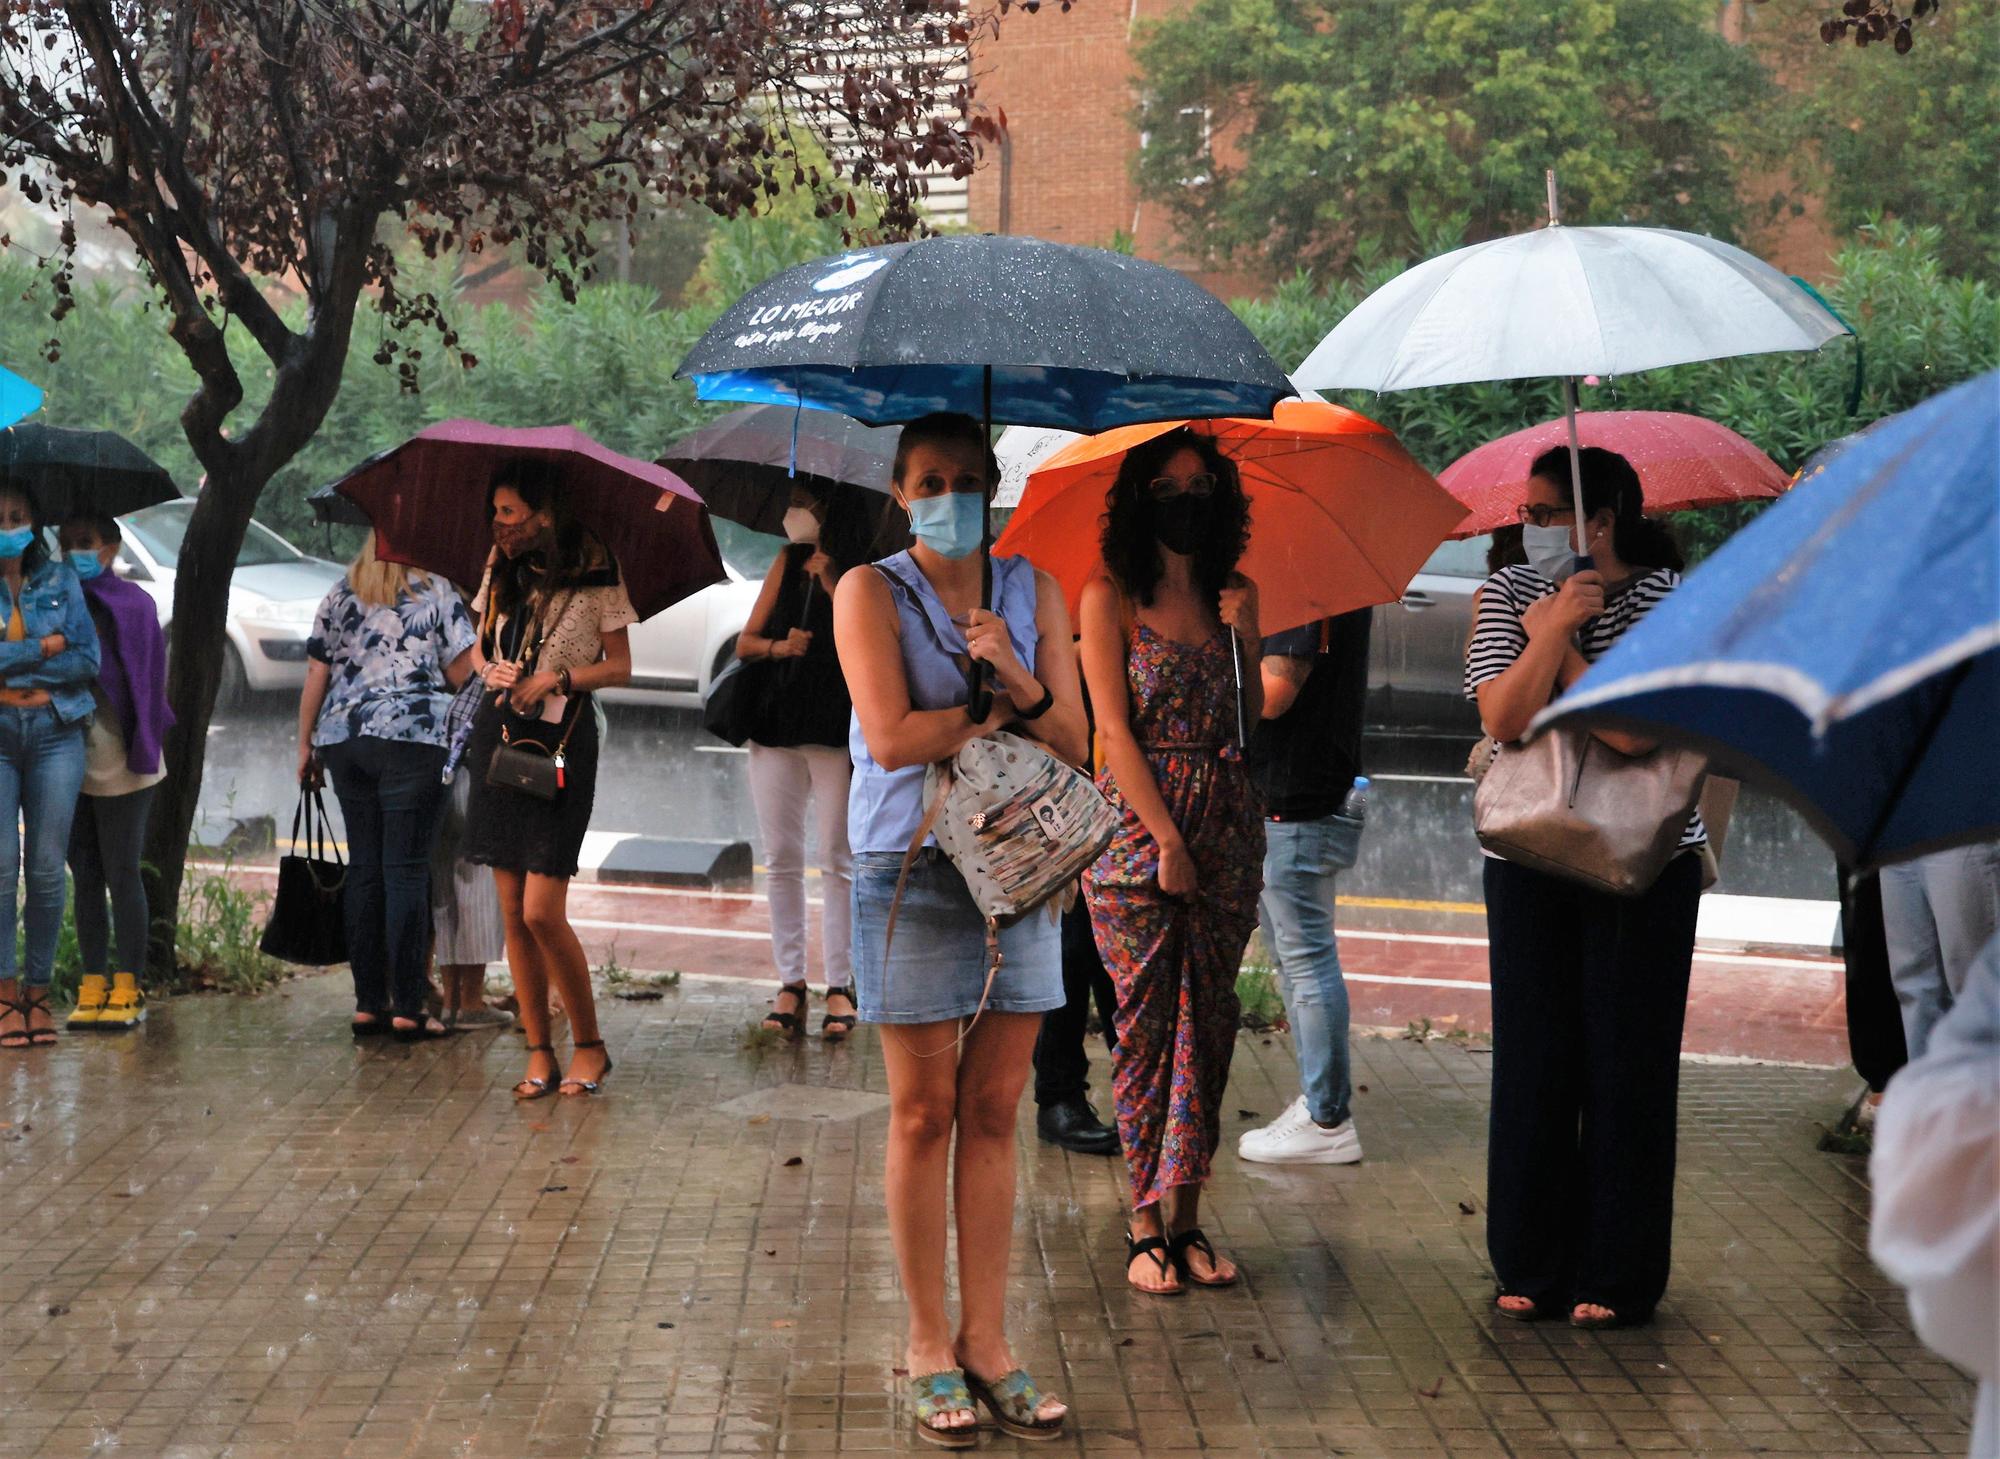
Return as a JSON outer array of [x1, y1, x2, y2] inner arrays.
[[1078, 428, 1265, 1296]]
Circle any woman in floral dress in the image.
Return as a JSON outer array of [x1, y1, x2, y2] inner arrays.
[[1079, 428, 1265, 1296]]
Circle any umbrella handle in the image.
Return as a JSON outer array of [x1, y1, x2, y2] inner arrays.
[[968, 365, 996, 724], [1230, 629, 1247, 751]]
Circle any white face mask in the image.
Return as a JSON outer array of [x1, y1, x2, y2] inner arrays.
[[1521, 522, 1580, 584], [781, 506, 821, 545]]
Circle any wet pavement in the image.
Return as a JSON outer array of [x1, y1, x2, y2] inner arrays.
[[0, 975, 1974, 1458], [204, 702, 1840, 907]]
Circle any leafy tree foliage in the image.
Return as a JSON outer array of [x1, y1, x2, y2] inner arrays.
[[1132, 0, 1773, 275], [1760, 0, 1999, 277]]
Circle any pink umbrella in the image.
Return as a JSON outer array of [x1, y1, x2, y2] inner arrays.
[[1437, 410, 1789, 540], [327, 420, 724, 621]]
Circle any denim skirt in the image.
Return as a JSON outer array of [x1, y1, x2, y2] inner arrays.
[[851, 848, 1063, 1025]]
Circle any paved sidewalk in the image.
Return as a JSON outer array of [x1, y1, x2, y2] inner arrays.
[[0, 975, 1973, 1458]]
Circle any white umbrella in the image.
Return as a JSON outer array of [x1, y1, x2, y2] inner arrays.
[[994, 425, 1081, 510], [1294, 173, 1849, 552]]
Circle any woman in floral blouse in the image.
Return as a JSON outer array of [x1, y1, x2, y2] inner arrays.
[[298, 534, 478, 1040]]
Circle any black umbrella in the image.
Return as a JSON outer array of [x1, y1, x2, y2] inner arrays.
[[0, 423, 180, 520], [677, 235, 1294, 716], [659, 405, 911, 563], [308, 478, 370, 528]]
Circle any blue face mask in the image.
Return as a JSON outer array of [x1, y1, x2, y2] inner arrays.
[[906, 491, 985, 560], [1521, 522, 1580, 584], [0, 527, 35, 561], [69, 551, 106, 582]]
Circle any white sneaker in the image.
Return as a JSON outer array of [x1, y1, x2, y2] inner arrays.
[[1237, 1095, 1363, 1165]]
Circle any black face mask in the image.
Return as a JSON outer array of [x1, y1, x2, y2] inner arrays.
[[1153, 494, 1207, 556]]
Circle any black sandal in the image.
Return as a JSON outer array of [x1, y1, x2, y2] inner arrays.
[[392, 1016, 451, 1043], [514, 1044, 559, 1101], [351, 1013, 391, 1040], [1168, 1226, 1237, 1288], [762, 982, 808, 1039], [22, 988, 57, 1047], [821, 985, 858, 1042], [559, 1039, 613, 1097], [1125, 1230, 1183, 1295], [0, 994, 30, 1050]]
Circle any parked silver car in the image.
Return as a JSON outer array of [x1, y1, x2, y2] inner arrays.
[[1367, 534, 1492, 737], [116, 500, 345, 708]]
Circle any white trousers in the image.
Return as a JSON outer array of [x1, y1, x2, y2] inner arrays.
[[1880, 839, 2000, 1062], [746, 742, 853, 989]]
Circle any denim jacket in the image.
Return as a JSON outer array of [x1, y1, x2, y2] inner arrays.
[[0, 556, 102, 725]]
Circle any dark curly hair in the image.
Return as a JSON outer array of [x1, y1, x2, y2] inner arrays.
[[0, 477, 51, 576], [1528, 444, 1684, 573], [1099, 429, 1249, 608]]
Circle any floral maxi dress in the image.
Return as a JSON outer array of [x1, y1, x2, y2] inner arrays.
[[1084, 623, 1264, 1210]]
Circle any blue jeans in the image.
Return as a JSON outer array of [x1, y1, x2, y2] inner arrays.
[[1257, 813, 1361, 1127], [320, 736, 446, 1019], [0, 705, 88, 986]]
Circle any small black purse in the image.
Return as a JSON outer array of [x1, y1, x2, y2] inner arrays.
[[486, 698, 583, 801]]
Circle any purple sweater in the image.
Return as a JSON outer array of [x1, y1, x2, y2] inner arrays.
[[84, 575, 173, 777]]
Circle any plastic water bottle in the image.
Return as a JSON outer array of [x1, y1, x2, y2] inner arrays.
[[1341, 776, 1370, 822]]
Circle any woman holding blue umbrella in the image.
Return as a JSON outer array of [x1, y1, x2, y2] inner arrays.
[[836, 413, 1086, 1446], [1465, 445, 1704, 1330]]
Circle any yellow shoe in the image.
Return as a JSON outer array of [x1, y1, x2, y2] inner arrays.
[[67, 973, 110, 1028], [96, 973, 146, 1030]]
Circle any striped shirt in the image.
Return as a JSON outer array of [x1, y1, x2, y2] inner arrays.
[[1465, 564, 1705, 850]]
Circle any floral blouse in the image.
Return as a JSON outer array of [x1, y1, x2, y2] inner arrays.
[[307, 575, 478, 749]]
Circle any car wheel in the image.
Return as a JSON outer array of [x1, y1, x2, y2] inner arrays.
[[213, 644, 248, 715]]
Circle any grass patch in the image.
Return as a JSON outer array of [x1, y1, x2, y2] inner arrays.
[[1235, 937, 1289, 1031], [168, 848, 290, 996]]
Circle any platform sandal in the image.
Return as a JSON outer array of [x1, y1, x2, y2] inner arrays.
[[559, 1039, 613, 1097], [761, 981, 808, 1039], [906, 1368, 977, 1449], [513, 1044, 559, 1101], [965, 1366, 1067, 1442], [821, 985, 858, 1043], [1494, 1293, 1547, 1322], [1168, 1225, 1238, 1287]]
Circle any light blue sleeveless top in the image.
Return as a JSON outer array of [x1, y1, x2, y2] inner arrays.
[[848, 550, 1041, 853]]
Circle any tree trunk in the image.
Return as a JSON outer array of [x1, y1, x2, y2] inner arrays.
[[143, 463, 273, 983]]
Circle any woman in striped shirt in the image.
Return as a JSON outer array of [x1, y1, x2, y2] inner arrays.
[[1464, 445, 1705, 1331]]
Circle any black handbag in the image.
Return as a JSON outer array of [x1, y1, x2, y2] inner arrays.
[[259, 786, 348, 966], [486, 696, 584, 801], [701, 654, 764, 746]]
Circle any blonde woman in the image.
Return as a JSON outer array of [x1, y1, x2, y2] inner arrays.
[[298, 533, 478, 1040]]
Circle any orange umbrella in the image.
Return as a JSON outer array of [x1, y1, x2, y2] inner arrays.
[[993, 398, 1465, 637]]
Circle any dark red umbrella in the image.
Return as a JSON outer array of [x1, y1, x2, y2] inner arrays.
[[1437, 410, 1789, 539], [325, 420, 724, 620]]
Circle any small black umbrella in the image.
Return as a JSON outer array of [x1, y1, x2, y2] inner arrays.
[[308, 478, 370, 528], [659, 405, 911, 563], [678, 235, 1294, 717], [0, 423, 180, 520]]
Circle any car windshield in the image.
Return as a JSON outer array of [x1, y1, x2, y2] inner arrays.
[[124, 502, 298, 569], [1421, 535, 1495, 579]]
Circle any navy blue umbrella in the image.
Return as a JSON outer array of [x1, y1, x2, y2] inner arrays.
[[677, 235, 1294, 716], [1535, 370, 1999, 870], [675, 236, 1293, 433]]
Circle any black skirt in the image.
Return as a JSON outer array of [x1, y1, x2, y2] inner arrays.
[[461, 694, 600, 879]]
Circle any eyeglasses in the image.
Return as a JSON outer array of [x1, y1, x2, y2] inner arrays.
[[1516, 503, 1577, 528], [1147, 473, 1217, 500]]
